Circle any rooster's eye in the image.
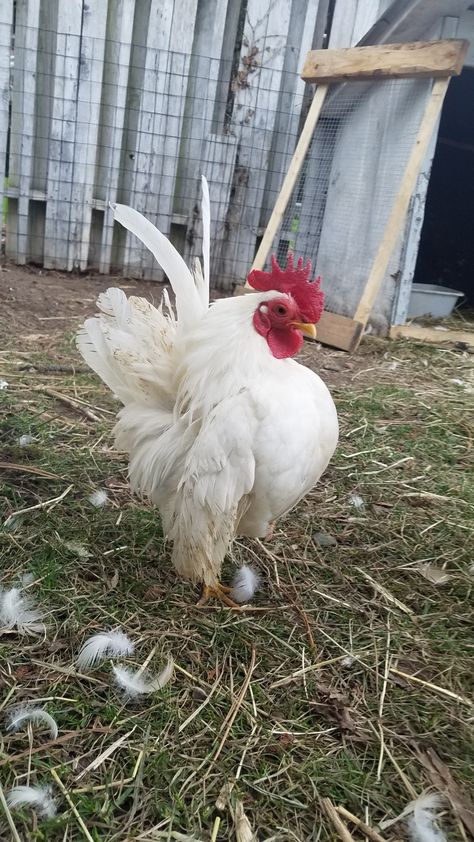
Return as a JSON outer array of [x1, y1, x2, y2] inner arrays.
[[275, 305, 287, 316]]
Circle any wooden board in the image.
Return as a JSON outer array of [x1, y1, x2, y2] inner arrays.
[[97, 0, 137, 275], [259, 0, 325, 227], [316, 311, 364, 353], [0, 1, 14, 223], [390, 324, 474, 346], [121, 0, 198, 279], [212, 0, 294, 288], [301, 39, 469, 83], [68, 3, 108, 271], [43, 1, 83, 270], [6, 0, 41, 264]]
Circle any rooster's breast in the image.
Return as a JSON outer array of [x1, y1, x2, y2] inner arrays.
[[237, 362, 338, 538]]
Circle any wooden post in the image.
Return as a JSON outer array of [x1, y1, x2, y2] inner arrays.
[[248, 83, 329, 276], [353, 76, 450, 325], [7, 0, 41, 264], [0, 1, 14, 223], [97, 0, 137, 275]]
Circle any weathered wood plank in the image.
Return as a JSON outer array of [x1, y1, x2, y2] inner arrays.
[[302, 39, 469, 83], [43, 1, 83, 269], [0, 0, 13, 224], [214, 0, 293, 289], [68, 2, 108, 270], [97, 0, 137, 274], [315, 311, 364, 353], [203, 133, 238, 282], [328, 0, 395, 51], [175, 0, 232, 222], [121, 0, 198, 279], [5, 0, 41, 263], [390, 324, 474, 346], [259, 0, 326, 232]]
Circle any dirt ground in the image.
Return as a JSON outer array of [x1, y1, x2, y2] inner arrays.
[[0, 262, 383, 388], [0, 263, 164, 341]]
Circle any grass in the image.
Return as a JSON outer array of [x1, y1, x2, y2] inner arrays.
[[0, 333, 473, 841]]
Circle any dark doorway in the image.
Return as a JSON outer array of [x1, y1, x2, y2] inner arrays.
[[414, 66, 474, 307]]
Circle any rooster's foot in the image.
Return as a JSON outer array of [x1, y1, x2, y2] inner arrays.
[[197, 582, 240, 609]]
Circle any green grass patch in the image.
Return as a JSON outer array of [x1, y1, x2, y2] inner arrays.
[[0, 338, 473, 840]]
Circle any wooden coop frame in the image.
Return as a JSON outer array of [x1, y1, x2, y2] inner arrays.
[[245, 39, 469, 352]]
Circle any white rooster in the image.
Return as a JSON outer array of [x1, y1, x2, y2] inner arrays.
[[77, 178, 338, 606]]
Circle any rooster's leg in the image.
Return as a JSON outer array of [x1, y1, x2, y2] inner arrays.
[[264, 521, 275, 541], [197, 583, 240, 609]]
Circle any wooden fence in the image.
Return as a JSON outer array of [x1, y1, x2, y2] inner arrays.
[[0, 0, 395, 290]]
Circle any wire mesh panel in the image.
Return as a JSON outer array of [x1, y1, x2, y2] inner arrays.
[[278, 77, 432, 323]]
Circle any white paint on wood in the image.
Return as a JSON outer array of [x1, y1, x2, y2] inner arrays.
[[68, 3, 108, 270], [43, 1, 83, 269], [175, 0, 233, 221], [6, 0, 41, 263], [329, 0, 396, 48], [0, 0, 13, 222], [202, 133, 238, 282], [260, 0, 325, 229], [214, 0, 294, 287], [97, 0, 137, 274], [121, 0, 198, 279]]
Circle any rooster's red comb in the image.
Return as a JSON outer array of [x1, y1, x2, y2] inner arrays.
[[247, 254, 324, 323]]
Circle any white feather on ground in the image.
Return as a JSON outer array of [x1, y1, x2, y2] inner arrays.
[[6, 785, 57, 818], [407, 794, 447, 842], [0, 587, 46, 635], [112, 657, 174, 699], [77, 629, 135, 670], [380, 793, 447, 834], [88, 489, 108, 507], [6, 706, 58, 739], [230, 566, 260, 603], [348, 493, 365, 509], [18, 434, 36, 446]]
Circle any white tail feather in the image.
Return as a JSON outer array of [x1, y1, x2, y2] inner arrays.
[[0, 587, 46, 635], [77, 629, 135, 670], [230, 566, 260, 603], [7, 785, 57, 818], [113, 657, 174, 698], [7, 706, 58, 739], [77, 287, 177, 407], [111, 203, 204, 330], [201, 175, 210, 308]]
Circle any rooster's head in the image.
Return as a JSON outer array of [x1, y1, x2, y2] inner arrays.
[[246, 254, 324, 359]]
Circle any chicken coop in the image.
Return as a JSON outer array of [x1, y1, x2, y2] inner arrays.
[[1, 0, 473, 336]]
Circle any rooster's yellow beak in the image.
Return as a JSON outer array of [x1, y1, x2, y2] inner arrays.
[[291, 322, 317, 340]]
